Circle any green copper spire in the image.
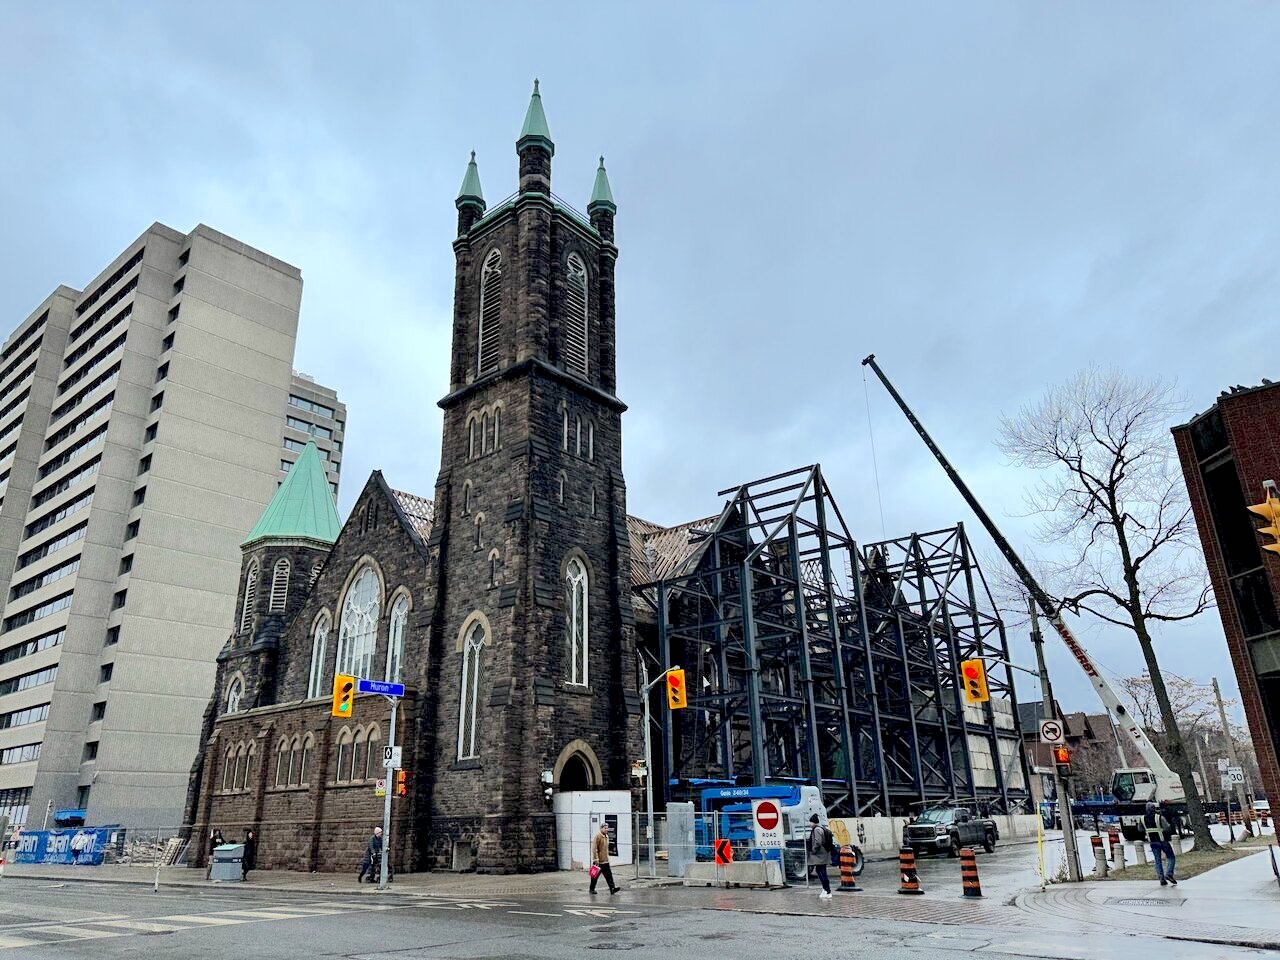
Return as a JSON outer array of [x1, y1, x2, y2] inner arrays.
[[588, 155, 616, 213], [517, 78, 554, 156], [456, 150, 484, 208], [242, 440, 341, 548]]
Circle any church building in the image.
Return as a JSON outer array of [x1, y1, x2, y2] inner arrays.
[[185, 84, 649, 873]]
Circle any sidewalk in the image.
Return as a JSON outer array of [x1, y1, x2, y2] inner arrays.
[[1015, 847, 1280, 949]]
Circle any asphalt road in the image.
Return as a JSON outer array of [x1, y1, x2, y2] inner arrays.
[[2, 877, 1272, 960]]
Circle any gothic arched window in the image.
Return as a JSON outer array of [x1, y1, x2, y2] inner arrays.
[[307, 612, 330, 699], [288, 737, 302, 786], [481, 412, 490, 454], [587, 421, 594, 461], [226, 675, 244, 714], [477, 249, 503, 375], [239, 561, 258, 633], [365, 724, 382, 780], [352, 727, 368, 781], [336, 566, 380, 679], [564, 254, 588, 376], [275, 738, 290, 787], [334, 728, 353, 783], [565, 558, 589, 686], [269, 558, 290, 612], [299, 735, 314, 785], [457, 621, 487, 760], [468, 418, 478, 460], [386, 595, 408, 684], [462, 480, 472, 516], [222, 746, 235, 791], [492, 406, 501, 450], [562, 409, 570, 451]]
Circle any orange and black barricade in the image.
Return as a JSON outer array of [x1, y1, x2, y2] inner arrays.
[[838, 845, 861, 892], [897, 846, 923, 895], [959, 846, 982, 898]]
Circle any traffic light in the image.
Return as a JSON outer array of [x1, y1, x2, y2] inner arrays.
[[394, 769, 409, 797], [331, 674, 355, 718], [960, 659, 989, 704], [1247, 483, 1280, 554], [666, 667, 687, 709], [1053, 745, 1072, 776]]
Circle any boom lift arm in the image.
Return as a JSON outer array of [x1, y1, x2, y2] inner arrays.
[[860, 355, 1180, 796]]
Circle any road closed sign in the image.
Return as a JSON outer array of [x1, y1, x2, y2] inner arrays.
[[753, 799, 784, 848]]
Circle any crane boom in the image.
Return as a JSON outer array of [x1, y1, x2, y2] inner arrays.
[[860, 354, 1180, 795]]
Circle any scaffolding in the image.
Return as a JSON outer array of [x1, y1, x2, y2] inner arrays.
[[634, 464, 1031, 817]]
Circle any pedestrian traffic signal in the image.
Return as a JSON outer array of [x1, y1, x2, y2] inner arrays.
[[960, 659, 989, 704], [331, 674, 355, 717], [1247, 483, 1280, 554], [1053, 745, 1072, 776], [666, 668, 687, 709], [394, 769, 409, 797]]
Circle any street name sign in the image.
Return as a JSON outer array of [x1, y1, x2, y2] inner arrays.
[[1038, 719, 1065, 745], [357, 679, 405, 697], [752, 799, 784, 848]]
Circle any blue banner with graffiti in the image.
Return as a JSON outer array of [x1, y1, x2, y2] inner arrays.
[[13, 826, 116, 865]]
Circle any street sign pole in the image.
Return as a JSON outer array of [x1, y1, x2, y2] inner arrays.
[[1213, 677, 1253, 837], [379, 695, 398, 890], [639, 658, 656, 878], [1029, 597, 1081, 882]]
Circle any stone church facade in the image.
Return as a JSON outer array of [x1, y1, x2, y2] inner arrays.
[[185, 85, 648, 873]]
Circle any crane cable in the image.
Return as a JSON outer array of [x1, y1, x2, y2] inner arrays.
[[862, 366, 888, 540]]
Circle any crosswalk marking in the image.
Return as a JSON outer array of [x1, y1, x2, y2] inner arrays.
[[21, 924, 118, 940], [85, 919, 194, 933], [160, 914, 247, 926], [0, 935, 42, 949], [214, 909, 309, 920]]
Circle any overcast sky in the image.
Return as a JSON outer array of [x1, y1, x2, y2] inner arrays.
[[3, 2, 1277, 723]]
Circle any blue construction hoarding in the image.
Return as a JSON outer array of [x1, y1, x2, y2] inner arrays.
[[13, 825, 119, 865]]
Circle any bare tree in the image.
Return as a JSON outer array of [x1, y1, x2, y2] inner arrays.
[[999, 369, 1218, 848], [1119, 672, 1221, 743]]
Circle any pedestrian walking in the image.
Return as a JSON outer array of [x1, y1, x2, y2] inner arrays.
[[1143, 802, 1177, 886], [808, 814, 835, 899], [242, 829, 257, 881], [205, 829, 224, 880], [357, 827, 384, 884], [589, 822, 620, 895]]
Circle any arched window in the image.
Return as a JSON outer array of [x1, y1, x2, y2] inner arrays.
[[565, 558, 589, 686], [365, 725, 382, 780], [239, 561, 258, 633], [334, 728, 353, 783], [457, 621, 486, 760], [564, 254, 589, 376], [288, 737, 302, 786], [275, 738, 290, 787], [492, 407, 501, 450], [234, 746, 248, 791], [462, 480, 472, 516], [222, 746, 235, 791], [386, 595, 408, 683], [226, 675, 244, 714], [562, 409, 570, 451], [468, 418, 478, 460], [590, 487, 597, 517], [299, 735, 314, 785], [307, 612, 330, 699], [336, 566, 380, 679], [474, 514, 483, 549], [587, 422, 594, 461], [477, 249, 502, 374], [352, 727, 368, 782], [557, 471, 566, 505], [269, 558, 290, 612], [487, 549, 501, 587], [576, 417, 583, 457]]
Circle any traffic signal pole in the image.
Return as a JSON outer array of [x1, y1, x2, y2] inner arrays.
[[379, 695, 398, 890], [1029, 599, 1081, 882]]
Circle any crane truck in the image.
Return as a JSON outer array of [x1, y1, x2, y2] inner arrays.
[[862, 355, 1188, 841]]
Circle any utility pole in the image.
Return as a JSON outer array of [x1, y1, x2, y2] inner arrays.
[[1029, 597, 1081, 882], [1212, 677, 1253, 837]]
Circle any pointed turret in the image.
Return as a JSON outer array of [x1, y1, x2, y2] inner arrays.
[[456, 150, 486, 234], [517, 79, 553, 194], [589, 156, 616, 241], [242, 440, 341, 550]]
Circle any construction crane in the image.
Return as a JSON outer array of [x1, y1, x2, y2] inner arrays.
[[861, 354, 1186, 840]]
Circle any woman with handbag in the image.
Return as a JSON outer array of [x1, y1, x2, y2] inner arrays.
[[589, 822, 620, 895]]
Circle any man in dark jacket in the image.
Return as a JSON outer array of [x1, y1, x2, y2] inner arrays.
[[358, 827, 384, 883], [1143, 802, 1177, 886]]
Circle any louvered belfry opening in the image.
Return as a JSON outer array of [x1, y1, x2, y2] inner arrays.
[[563, 254, 588, 376], [269, 558, 290, 612], [477, 249, 502, 374]]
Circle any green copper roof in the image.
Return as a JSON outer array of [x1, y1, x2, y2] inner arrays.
[[242, 440, 341, 548], [457, 150, 484, 206], [518, 79, 554, 155], [588, 156, 615, 212]]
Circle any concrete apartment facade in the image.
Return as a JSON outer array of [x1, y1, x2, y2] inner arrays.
[[0, 223, 344, 830]]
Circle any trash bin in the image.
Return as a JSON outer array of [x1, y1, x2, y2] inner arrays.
[[210, 843, 244, 882]]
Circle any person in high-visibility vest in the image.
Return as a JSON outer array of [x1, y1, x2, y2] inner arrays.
[[1143, 802, 1177, 886]]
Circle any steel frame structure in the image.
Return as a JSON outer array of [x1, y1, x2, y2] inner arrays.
[[635, 464, 1031, 817]]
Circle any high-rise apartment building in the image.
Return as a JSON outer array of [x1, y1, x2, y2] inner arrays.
[[0, 223, 344, 830]]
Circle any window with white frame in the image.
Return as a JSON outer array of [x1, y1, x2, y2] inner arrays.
[[492, 407, 501, 450], [481, 412, 489, 454], [565, 558, 589, 686], [387, 595, 408, 683], [562, 409, 570, 451], [468, 418, 478, 459], [564, 254, 588, 376], [275, 738, 290, 786], [226, 675, 244, 714], [587, 421, 594, 460], [365, 725, 381, 780], [239, 561, 258, 633], [269, 558, 290, 612], [457, 621, 486, 760], [307, 612, 329, 699], [477, 250, 502, 374], [336, 566, 380, 678]]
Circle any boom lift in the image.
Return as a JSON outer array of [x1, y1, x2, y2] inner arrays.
[[862, 355, 1186, 840]]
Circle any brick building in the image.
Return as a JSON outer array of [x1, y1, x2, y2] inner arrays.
[[185, 85, 647, 873], [1172, 381, 1280, 808]]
